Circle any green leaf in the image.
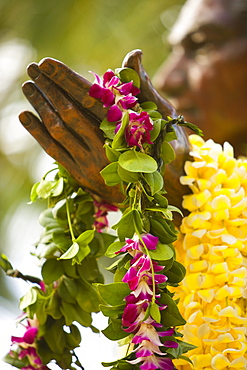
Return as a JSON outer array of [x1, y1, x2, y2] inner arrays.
[[38, 208, 58, 228], [140, 101, 157, 110], [33, 298, 47, 325], [112, 111, 129, 149], [76, 229, 95, 245], [100, 162, 122, 186], [51, 177, 64, 197], [57, 279, 76, 304], [150, 118, 161, 141], [112, 209, 136, 241], [19, 288, 38, 310], [77, 256, 103, 282], [36, 179, 54, 199], [133, 209, 143, 235], [160, 293, 186, 326], [0, 253, 13, 272], [165, 127, 177, 142], [29, 182, 40, 202], [52, 231, 71, 252], [102, 320, 129, 341], [73, 244, 91, 264], [168, 205, 184, 217], [65, 324, 81, 349], [150, 302, 161, 323], [52, 199, 67, 219], [61, 301, 92, 327], [153, 193, 168, 207], [3, 352, 29, 368], [105, 241, 125, 258], [62, 260, 78, 278], [41, 259, 64, 284], [144, 171, 164, 195], [63, 276, 78, 298], [177, 339, 197, 353], [104, 143, 121, 162], [118, 151, 157, 173], [116, 67, 140, 88], [160, 141, 176, 164], [100, 118, 117, 139], [76, 279, 100, 313], [43, 319, 66, 355], [45, 293, 63, 320], [59, 242, 79, 260], [118, 164, 139, 183], [100, 303, 126, 317], [165, 261, 186, 284], [95, 282, 130, 306], [148, 110, 162, 119], [148, 242, 174, 261]]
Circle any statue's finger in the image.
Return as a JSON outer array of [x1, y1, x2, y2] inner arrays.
[[22, 81, 90, 149], [123, 49, 176, 119], [19, 110, 122, 203], [27, 63, 106, 156], [19, 110, 80, 176], [21, 82, 122, 202], [28, 63, 107, 170], [37, 57, 107, 121]]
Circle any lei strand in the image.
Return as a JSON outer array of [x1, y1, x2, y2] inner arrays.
[[173, 135, 247, 370], [1, 64, 200, 370]]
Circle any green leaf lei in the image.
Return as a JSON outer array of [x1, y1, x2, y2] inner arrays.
[[1, 65, 201, 370]]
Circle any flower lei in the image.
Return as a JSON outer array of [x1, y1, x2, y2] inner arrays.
[[1, 64, 200, 370], [173, 135, 247, 370]]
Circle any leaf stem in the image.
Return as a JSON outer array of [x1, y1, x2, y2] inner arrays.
[[42, 167, 58, 180], [6, 269, 41, 285], [66, 196, 76, 242]]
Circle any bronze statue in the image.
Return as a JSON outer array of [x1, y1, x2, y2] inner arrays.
[[19, 50, 190, 214], [154, 0, 247, 155], [19, 0, 247, 213]]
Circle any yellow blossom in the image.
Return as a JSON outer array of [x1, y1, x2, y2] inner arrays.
[[173, 136, 247, 369]]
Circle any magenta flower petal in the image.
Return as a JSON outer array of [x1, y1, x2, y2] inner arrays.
[[118, 81, 134, 95], [140, 361, 158, 370], [107, 75, 120, 88], [23, 327, 38, 344], [158, 328, 174, 336], [18, 348, 29, 359], [122, 304, 139, 326], [39, 281, 46, 292], [163, 340, 178, 348], [120, 94, 138, 109], [107, 105, 122, 122], [89, 83, 103, 99], [101, 88, 115, 107], [89, 71, 102, 84], [154, 274, 167, 284], [155, 357, 174, 370], [142, 234, 159, 250], [126, 111, 154, 148], [103, 69, 116, 85], [131, 85, 141, 96], [136, 348, 153, 357]]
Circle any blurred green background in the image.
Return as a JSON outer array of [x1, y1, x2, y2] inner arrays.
[[0, 0, 184, 367]]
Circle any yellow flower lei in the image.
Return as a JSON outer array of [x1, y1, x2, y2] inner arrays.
[[173, 135, 247, 370]]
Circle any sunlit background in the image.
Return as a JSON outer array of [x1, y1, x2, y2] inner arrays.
[[0, 1, 185, 369]]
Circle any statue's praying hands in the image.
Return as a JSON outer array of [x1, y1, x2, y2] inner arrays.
[[19, 50, 190, 213]]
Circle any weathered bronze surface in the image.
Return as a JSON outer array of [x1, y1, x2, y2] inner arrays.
[[19, 50, 191, 219]]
